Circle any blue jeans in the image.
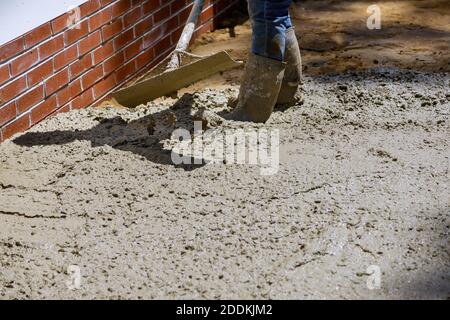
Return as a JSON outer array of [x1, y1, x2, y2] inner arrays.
[[248, 0, 293, 61]]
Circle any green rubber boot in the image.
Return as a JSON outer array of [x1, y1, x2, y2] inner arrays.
[[276, 28, 303, 107], [226, 53, 286, 123]]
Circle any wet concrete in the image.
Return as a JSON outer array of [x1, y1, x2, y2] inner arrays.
[[1, 0, 449, 300], [0, 69, 449, 299]]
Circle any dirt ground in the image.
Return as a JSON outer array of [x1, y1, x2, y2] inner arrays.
[[0, 0, 449, 299], [192, 0, 450, 74]]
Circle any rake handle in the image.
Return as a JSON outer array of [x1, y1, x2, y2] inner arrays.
[[166, 0, 205, 71]]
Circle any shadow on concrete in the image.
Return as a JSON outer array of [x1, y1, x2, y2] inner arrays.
[[392, 210, 450, 300], [13, 94, 206, 171]]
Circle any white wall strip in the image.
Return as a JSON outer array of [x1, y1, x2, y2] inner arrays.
[[0, 0, 89, 46]]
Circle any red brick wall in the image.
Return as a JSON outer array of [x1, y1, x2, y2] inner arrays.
[[0, 0, 238, 143]]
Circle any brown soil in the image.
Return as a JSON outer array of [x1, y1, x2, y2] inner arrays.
[[191, 0, 450, 75]]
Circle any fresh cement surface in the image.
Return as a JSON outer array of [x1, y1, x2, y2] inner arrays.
[[1, 0, 449, 299], [0, 70, 449, 299]]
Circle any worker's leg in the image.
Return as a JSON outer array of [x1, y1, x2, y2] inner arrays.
[[226, 0, 291, 123], [276, 27, 302, 107], [248, 0, 293, 61], [248, 0, 302, 107]]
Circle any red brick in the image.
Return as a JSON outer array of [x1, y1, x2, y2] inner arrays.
[[51, 13, 70, 34], [143, 0, 160, 15], [70, 54, 93, 79], [65, 20, 89, 46], [27, 60, 53, 87], [154, 35, 172, 57], [170, 26, 184, 45], [200, 5, 214, 24], [0, 76, 27, 103], [82, 65, 104, 89], [114, 28, 134, 50], [79, 31, 102, 56], [0, 102, 16, 126], [54, 44, 79, 71], [80, 0, 101, 18], [0, 64, 10, 86], [17, 85, 45, 113], [124, 7, 142, 28], [103, 51, 125, 75], [143, 25, 164, 49], [134, 15, 153, 37], [56, 102, 71, 114], [124, 39, 143, 60], [11, 49, 39, 76], [93, 40, 114, 64], [163, 16, 179, 34], [0, 0, 239, 138], [45, 68, 69, 96], [131, 0, 146, 7], [72, 88, 94, 109], [25, 23, 52, 49], [102, 18, 123, 41], [114, 60, 135, 83], [31, 95, 58, 124], [39, 35, 65, 60], [112, 0, 132, 18], [171, 0, 187, 14], [89, 7, 112, 31], [100, 0, 115, 5], [57, 79, 82, 105], [0, 38, 24, 63], [194, 20, 213, 39], [154, 6, 170, 24], [135, 48, 155, 70], [93, 74, 116, 99], [178, 6, 192, 24], [2, 114, 30, 140]]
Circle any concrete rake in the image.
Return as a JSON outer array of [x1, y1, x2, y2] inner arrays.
[[113, 0, 242, 107]]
